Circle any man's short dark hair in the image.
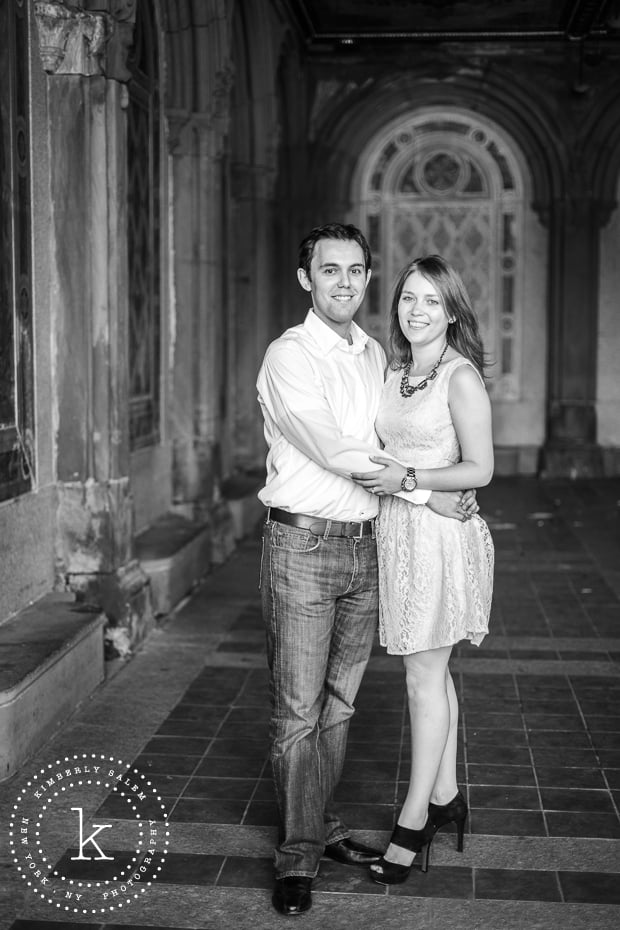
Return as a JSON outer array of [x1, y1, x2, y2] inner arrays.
[[298, 223, 372, 278]]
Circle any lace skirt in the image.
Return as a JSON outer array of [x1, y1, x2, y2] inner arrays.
[[375, 497, 494, 655]]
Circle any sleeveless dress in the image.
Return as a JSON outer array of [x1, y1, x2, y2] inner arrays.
[[375, 356, 494, 655]]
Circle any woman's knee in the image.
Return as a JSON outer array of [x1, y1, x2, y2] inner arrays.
[[403, 649, 452, 700]]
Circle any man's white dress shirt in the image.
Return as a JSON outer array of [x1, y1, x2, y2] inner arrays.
[[257, 310, 431, 521]]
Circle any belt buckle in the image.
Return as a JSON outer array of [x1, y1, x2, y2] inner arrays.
[[346, 520, 364, 538]]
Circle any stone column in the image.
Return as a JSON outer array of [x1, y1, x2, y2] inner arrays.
[[229, 156, 279, 471], [543, 194, 605, 477], [168, 106, 235, 554], [34, 0, 153, 651]]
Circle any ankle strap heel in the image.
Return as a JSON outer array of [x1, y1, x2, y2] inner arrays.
[[369, 818, 435, 885], [428, 790, 468, 852]]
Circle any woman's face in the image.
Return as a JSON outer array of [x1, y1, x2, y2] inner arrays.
[[397, 269, 451, 350]]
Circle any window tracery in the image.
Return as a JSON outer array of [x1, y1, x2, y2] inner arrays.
[[360, 112, 524, 400]]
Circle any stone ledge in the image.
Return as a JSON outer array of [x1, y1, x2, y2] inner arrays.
[[221, 470, 265, 541], [0, 593, 105, 781], [135, 513, 212, 616]]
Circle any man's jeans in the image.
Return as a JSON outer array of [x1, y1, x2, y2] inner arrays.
[[260, 518, 379, 878]]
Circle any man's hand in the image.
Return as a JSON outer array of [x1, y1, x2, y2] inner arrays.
[[350, 455, 404, 494], [427, 489, 478, 522]]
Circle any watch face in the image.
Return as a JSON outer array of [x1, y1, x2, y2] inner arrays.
[[404, 477, 416, 491]]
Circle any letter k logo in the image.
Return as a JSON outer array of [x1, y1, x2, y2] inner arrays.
[[70, 807, 114, 861]]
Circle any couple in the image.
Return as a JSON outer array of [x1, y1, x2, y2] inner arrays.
[[257, 222, 494, 916]]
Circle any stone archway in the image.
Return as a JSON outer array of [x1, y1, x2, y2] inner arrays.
[[354, 108, 527, 406], [348, 101, 548, 473]]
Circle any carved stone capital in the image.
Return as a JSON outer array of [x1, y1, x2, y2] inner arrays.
[[34, 1, 108, 76], [34, 0, 137, 81], [209, 64, 235, 138], [33, 1, 76, 73], [84, 0, 137, 81], [102, 19, 134, 81]]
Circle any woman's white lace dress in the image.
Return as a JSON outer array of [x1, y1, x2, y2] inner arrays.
[[376, 357, 494, 655]]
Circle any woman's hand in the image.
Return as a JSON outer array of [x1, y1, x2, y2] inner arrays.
[[350, 455, 406, 495], [428, 489, 478, 521], [460, 489, 478, 515]]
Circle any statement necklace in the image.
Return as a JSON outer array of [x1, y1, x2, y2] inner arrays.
[[399, 343, 449, 397]]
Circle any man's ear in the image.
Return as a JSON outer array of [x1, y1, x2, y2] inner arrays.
[[366, 268, 372, 285], [297, 267, 312, 291]]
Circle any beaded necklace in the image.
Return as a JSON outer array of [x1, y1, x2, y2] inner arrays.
[[399, 343, 449, 398]]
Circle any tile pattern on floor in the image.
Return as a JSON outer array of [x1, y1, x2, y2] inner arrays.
[[3, 478, 620, 929]]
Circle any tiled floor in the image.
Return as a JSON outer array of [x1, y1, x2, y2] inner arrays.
[[1, 477, 619, 929]]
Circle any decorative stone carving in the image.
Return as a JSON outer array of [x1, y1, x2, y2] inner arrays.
[[33, 0, 137, 81], [34, 0, 108, 76], [209, 64, 235, 137], [102, 17, 134, 81], [84, 0, 137, 81], [32, 1, 75, 72], [63, 8, 108, 76]]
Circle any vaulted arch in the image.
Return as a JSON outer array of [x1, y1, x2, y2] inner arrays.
[[309, 68, 569, 218]]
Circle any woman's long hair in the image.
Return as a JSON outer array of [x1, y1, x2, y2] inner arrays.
[[388, 254, 488, 376]]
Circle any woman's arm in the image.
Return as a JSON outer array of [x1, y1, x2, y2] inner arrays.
[[351, 364, 493, 494]]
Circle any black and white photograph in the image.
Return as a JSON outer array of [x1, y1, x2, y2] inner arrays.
[[1, 2, 620, 928]]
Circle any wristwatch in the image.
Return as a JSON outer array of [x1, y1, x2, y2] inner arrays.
[[401, 466, 417, 492]]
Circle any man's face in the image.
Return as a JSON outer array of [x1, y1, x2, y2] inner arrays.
[[297, 239, 371, 339]]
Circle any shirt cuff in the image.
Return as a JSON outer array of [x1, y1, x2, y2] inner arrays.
[[395, 487, 432, 505]]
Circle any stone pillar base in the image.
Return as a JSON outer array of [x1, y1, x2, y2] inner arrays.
[[66, 560, 154, 658], [540, 442, 604, 479]]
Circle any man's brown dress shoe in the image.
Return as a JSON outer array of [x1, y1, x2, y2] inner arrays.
[[272, 876, 312, 915], [323, 837, 382, 866]]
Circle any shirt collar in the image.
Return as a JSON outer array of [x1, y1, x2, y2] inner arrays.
[[304, 309, 369, 355]]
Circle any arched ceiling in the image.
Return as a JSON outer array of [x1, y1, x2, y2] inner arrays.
[[283, 0, 619, 45]]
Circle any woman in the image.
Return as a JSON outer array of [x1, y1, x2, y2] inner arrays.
[[351, 254, 494, 884]]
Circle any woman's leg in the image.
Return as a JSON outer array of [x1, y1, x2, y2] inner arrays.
[[429, 668, 459, 806], [384, 644, 455, 866]]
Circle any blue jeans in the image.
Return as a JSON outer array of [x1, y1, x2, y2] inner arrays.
[[260, 517, 379, 878]]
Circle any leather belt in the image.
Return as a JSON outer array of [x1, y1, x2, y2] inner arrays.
[[268, 507, 374, 538]]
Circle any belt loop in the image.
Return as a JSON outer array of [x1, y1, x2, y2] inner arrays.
[[323, 519, 331, 540]]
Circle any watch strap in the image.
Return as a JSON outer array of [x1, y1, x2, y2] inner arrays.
[[400, 466, 417, 492]]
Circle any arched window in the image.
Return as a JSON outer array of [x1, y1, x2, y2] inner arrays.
[[127, 1, 161, 449], [358, 110, 525, 400]]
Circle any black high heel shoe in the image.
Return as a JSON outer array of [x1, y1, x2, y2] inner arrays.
[[428, 789, 468, 852], [369, 818, 435, 885]]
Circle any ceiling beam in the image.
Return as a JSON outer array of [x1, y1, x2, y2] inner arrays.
[[281, 0, 616, 45]]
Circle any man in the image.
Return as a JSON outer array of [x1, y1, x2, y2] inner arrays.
[[257, 223, 475, 916]]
